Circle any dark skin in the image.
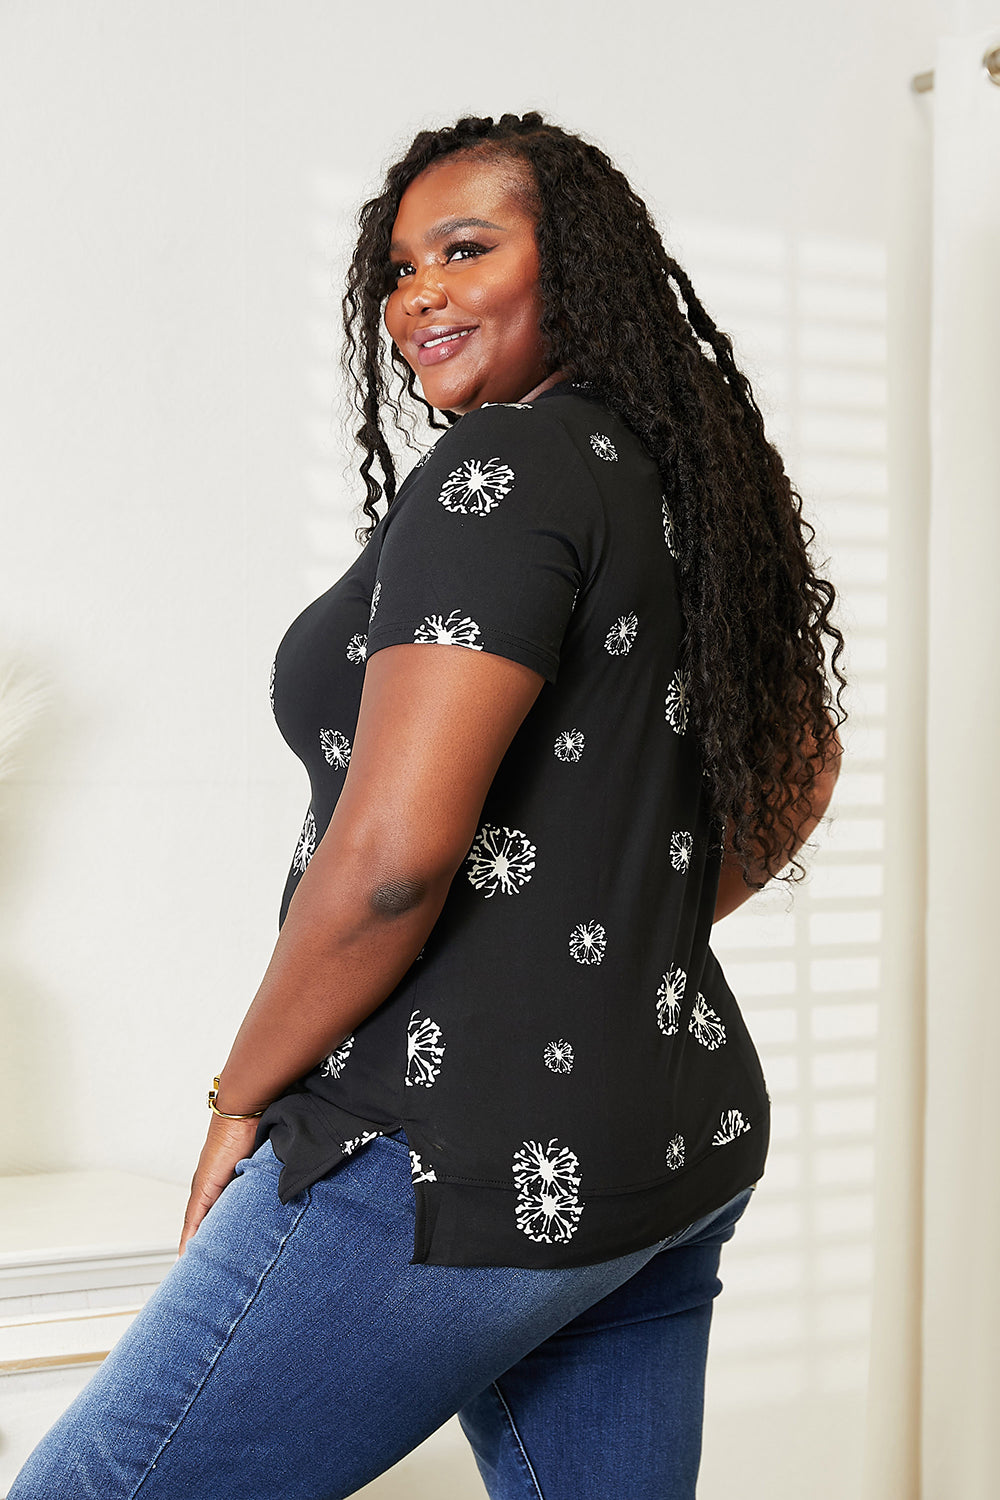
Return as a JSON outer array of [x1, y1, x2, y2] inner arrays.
[[179, 155, 841, 1254], [383, 153, 552, 413], [715, 721, 843, 920]]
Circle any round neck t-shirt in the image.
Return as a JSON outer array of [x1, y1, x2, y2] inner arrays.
[[253, 381, 771, 1268]]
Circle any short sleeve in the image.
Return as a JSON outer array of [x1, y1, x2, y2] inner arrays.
[[366, 404, 605, 685]]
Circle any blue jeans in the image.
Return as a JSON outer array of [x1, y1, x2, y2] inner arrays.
[[9, 1130, 755, 1500]]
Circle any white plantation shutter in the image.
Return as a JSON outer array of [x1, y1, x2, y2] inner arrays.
[[672, 215, 890, 1495]]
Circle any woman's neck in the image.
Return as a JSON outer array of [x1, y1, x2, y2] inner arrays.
[[518, 369, 570, 403]]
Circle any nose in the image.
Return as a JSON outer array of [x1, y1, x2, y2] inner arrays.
[[399, 264, 447, 317]]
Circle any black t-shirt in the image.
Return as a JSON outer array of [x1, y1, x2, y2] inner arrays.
[[254, 381, 771, 1268]]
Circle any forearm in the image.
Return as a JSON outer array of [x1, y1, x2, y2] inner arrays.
[[213, 849, 456, 1116]]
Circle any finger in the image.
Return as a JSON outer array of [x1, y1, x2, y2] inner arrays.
[[178, 1180, 217, 1256], [177, 1117, 261, 1255]]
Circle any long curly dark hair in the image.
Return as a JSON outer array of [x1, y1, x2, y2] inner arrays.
[[341, 111, 847, 890]]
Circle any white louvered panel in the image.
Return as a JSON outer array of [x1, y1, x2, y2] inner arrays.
[[676, 216, 887, 1445]]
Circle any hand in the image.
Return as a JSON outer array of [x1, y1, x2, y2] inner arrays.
[[178, 1113, 262, 1257]]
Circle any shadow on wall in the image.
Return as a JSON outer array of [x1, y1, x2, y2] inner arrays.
[[0, 657, 70, 1174], [302, 169, 380, 597]]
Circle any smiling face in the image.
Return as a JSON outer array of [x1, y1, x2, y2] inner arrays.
[[383, 153, 553, 415]]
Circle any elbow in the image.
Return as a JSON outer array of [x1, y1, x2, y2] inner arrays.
[[809, 737, 843, 826], [819, 724, 845, 798], [365, 846, 463, 917], [368, 875, 435, 918], [332, 814, 469, 920], [827, 722, 845, 775]]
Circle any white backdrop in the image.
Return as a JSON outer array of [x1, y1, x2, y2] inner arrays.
[[0, 2, 981, 1497], [920, 24, 1000, 1500]]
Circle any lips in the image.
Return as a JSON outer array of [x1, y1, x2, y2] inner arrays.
[[413, 325, 478, 368], [412, 323, 478, 347]]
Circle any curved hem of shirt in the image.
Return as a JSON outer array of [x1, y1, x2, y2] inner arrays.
[[255, 1091, 399, 1206], [408, 1125, 770, 1268], [366, 622, 560, 686]]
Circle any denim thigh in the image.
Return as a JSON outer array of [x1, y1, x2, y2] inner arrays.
[[8, 1133, 753, 1500], [457, 1185, 754, 1500]]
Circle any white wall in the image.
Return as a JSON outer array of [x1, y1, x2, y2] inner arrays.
[[0, 2, 940, 1496]]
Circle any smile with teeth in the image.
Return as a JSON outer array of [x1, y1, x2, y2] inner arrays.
[[423, 329, 475, 348]]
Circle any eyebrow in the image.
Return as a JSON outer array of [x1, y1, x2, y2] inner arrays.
[[389, 216, 506, 254]]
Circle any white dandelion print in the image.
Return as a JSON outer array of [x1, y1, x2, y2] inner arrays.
[[369, 579, 381, 621], [670, 830, 693, 873], [605, 612, 638, 655], [319, 1034, 354, 1079], [268, 660, 276, 711], [688, 993, 727, 1051], [346, 633, 367, 664], [319, 728, 351, 770], [292, 809, 316, 873], [406, 1011, 446, 1088], [341, 1130, 380, 1156], [544, 1039, 575, 1074], [513, 1137, 583, 1193], [413, 610, 484, 650], [515, 1186, 585, 1244], [712, 1109, 751, 1146], [466, 824, 536, 897], [662, 496, 678, 558], [409, 1149, 437, 1183], [665, 1134, 686, 1170], [553, 729, 585, 763], [665, 667, 692, 734], [513, 1138, 584, 1244], [569, 920, 607, 965], [438, 457, 515, 516], [590, 432, 618, 462], [655, 965, 687, 1036]]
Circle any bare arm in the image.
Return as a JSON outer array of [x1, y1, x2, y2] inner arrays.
[[179, 642, 546, 1252], [713, 722, 844, 923]]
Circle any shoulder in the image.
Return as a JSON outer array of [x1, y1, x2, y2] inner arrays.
[[402, 394, 603, 504], [442, 394, 581, 458], [393, 385, 652, 530], [421, 385, 642, 480], [533, 385, 651, 470]]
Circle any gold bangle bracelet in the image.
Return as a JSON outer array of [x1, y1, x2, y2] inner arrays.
[[207, 1076, 266, 1120]]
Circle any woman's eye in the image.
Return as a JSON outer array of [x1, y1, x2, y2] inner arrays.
[[445, 240, 487, 263], [388, 242, 488, 286]]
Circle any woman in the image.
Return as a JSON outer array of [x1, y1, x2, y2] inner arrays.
[[11, 112, 845, 1500]]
